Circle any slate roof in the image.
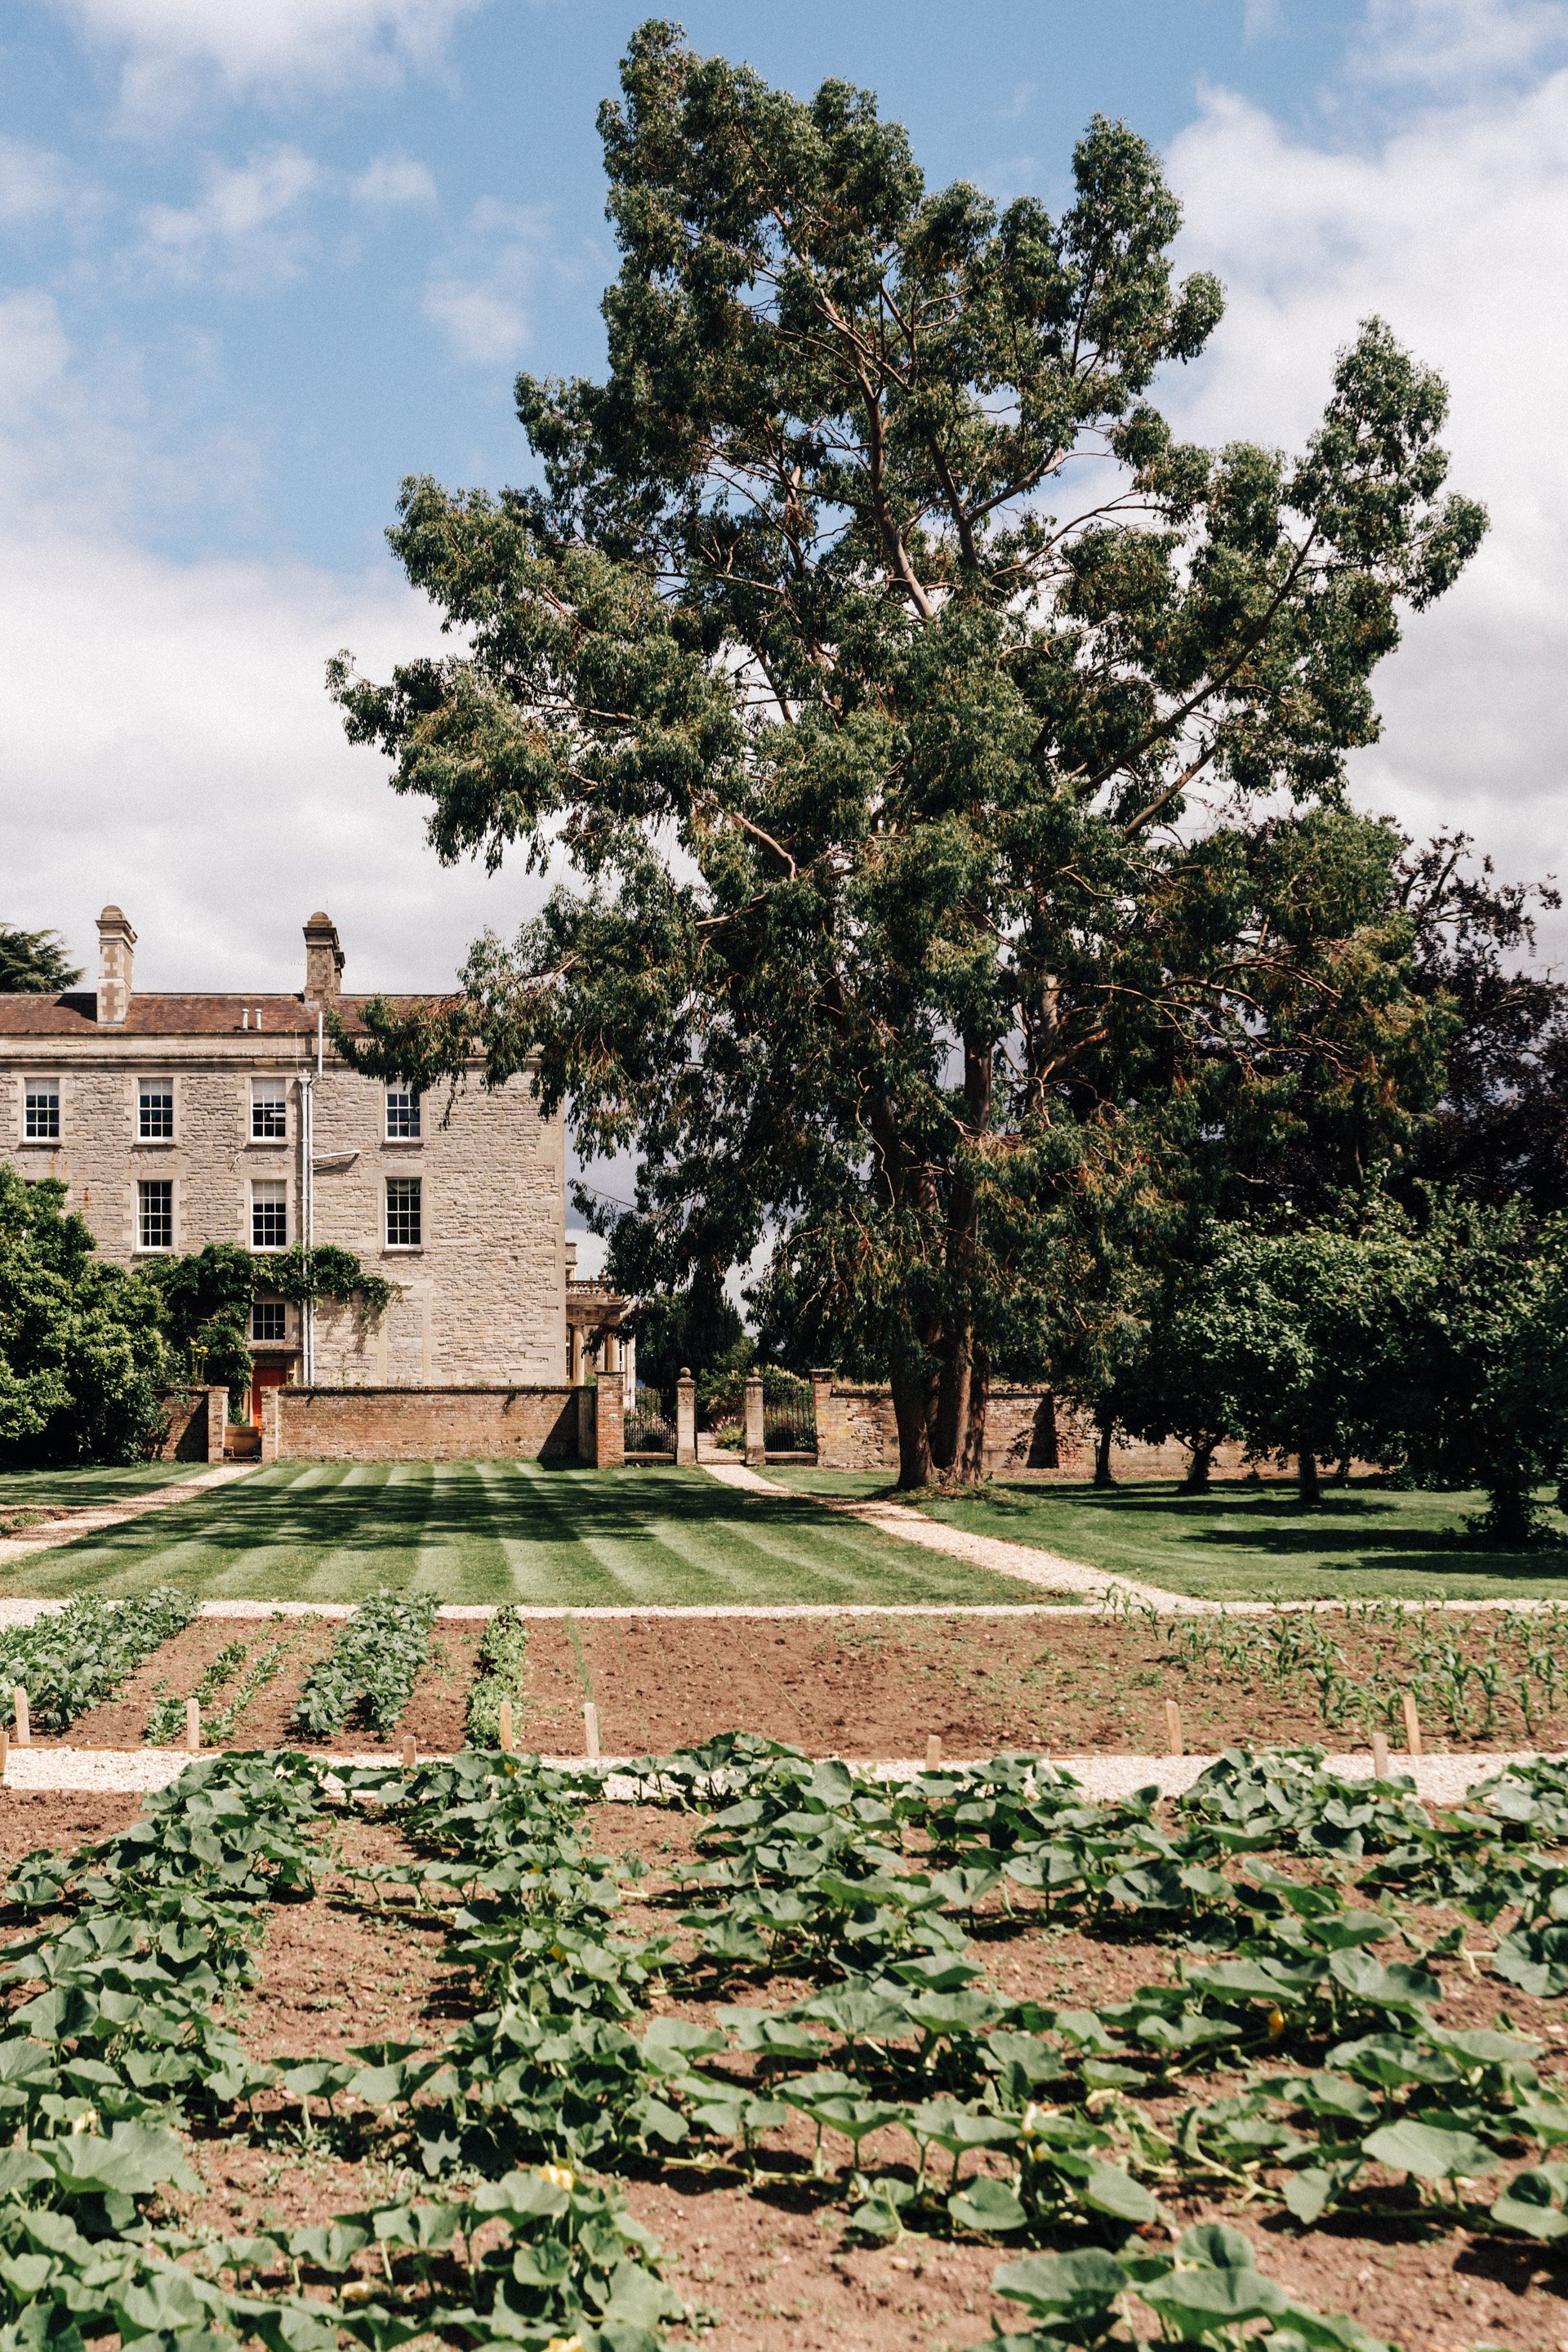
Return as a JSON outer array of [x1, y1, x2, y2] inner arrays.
[[0, 994, 444, 1037]]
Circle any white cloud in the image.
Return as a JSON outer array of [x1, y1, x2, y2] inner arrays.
[[1162, 20, 1568, 920], [422, 198, 550, 364], [352, 154, 437, 207], [140, 147, 322, 282], [0, 292, 524, 993], [1351, 0, 1568, 89], [0, 136, 78, 225], [46, 0, 489, 121]]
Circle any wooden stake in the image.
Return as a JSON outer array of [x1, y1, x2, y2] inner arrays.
[[924, 1733, 942, 1769], [1165, 1698, 1184, 1757], [184, 1698, 201, 1753], [1371, 1730, 1390, 1781], [1402, 1689, 1423, 1758], [0, 1728, 11, 1781], [583, 1701, 601, 1761], [12, 1688, 29, 1748], [400, 1734, 416, 1768], [498, 1698, 514, 1754]]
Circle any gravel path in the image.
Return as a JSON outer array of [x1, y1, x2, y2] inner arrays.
[[702, 1461, 1568, 1617], [0, 1744, 1550, 1800]]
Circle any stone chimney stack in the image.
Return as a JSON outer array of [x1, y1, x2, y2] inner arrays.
[[95, 906, 136, 1027], [303, 911, 344, 1004]]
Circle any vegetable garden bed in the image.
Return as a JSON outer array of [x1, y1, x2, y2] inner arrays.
[[24, 1597, 1568, 1762], [7, 1740, 1568, 2351]]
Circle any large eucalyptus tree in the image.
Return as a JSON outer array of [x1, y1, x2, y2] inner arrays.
[[330, 21, 1482, 1485]]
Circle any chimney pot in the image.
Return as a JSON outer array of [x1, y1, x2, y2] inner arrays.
[[95, 906, 136, 1027], [303, 911, 344, 1004]]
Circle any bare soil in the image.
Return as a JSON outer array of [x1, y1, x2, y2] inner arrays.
[[39, 1609, 1568, 1761], [461, 1611, 1568, 1759], [0, 1788, 142, 1859]]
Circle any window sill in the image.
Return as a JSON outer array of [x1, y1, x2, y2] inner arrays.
[[382, 1137, 424, 1147], [133, 1246, 175, 1256], [16, 1138, 60, 1148], [245, 1138, 289, 1149], [134, 1138, 177, 1150], [384, 1244, 424, 1254]]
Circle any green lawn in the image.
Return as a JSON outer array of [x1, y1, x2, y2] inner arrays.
[[0, 1463, 201, 1514], [0, 1461, 1059, 1606], [764, 1469, 1568, 1601]]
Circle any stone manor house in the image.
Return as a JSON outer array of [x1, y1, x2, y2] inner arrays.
[[0, 906, 632, 1426]]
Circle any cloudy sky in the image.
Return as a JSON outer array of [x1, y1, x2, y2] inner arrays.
[[2, 0, 1566, 1015]]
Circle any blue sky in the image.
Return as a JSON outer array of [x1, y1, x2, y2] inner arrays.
[[3, 0, 1567, 1134], [6, 2, 1379, 577]]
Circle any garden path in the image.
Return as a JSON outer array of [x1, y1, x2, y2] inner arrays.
[[702, 1459, 1203, 1610], [0, 1463, 256, 1576], [0, 1744, 1539, 1800]]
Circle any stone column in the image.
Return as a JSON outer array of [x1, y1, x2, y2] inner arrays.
[[811, 1369, 834, 1468], [205, 1385, 227, 1464], [259, 1385, 283, 1464], [595, 1368, 625, 1469], [577, 1381, 595, 1464], [744, 1372, 765, 1466], [675, 1368, 697, 1464]]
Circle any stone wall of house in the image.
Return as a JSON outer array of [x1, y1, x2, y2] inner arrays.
[[810, 1375, 1263, 1481], [262, 1383, 583, 1463], [0, 1045, 566, 1386], [155, 1386, 226, 1462]]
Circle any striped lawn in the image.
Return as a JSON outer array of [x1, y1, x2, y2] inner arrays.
[[2, 1461, 1046, 1607], [0, 1464, 202, 1512]]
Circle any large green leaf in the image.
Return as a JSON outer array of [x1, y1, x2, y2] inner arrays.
[[1362, 2119, 1494, 2180]]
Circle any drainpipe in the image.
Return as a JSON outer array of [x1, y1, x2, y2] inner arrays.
[[300, 1013, 326, 1386]]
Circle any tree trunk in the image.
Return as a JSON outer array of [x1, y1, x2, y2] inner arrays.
[[1298, 1442, 1321, 1506], [1331, 1449, 1352, 1487], [931, 1036, 992, 1486], [1094, 1410, 1116, 1490], [1183, 1439, 1215, 1494], [891, 1359, 935, 1490], [1484, 1483, 1535, 1547], [958, 1347, 990, 1485]]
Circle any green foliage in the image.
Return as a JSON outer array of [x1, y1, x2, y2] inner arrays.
[[143, 1242, 394, 1405], [0, 924, 81, 995], [294, 1591, 439, 1738], [0, 1169, 170, 1467], [144, 1626, 298, 1748], [0, 1588, 193, 1733], [330, 26, 1481, 1488], [140, 1241, 256, 1396], [1128, 1209, 1419, 1501], [628, 1269, 746, 1404], [1379, 1194, 1568, 1544], [265, 1244, 394, 1316], [466, 1604, 531, 1748]]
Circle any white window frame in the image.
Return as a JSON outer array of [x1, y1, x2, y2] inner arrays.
[[385, 1086, 421, 1142], [137, 1078, 175, 1142], [137, 1178, 174, 1252], [251, 1178, 288, 1252], [252, 1298, 287, 1343], [23, 1079, 60, 1142], [250, 1077, 287, 1142], [385, 1174, 422, 1250]]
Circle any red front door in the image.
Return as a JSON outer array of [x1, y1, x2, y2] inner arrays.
[[252, 1365, 287, 1428]]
